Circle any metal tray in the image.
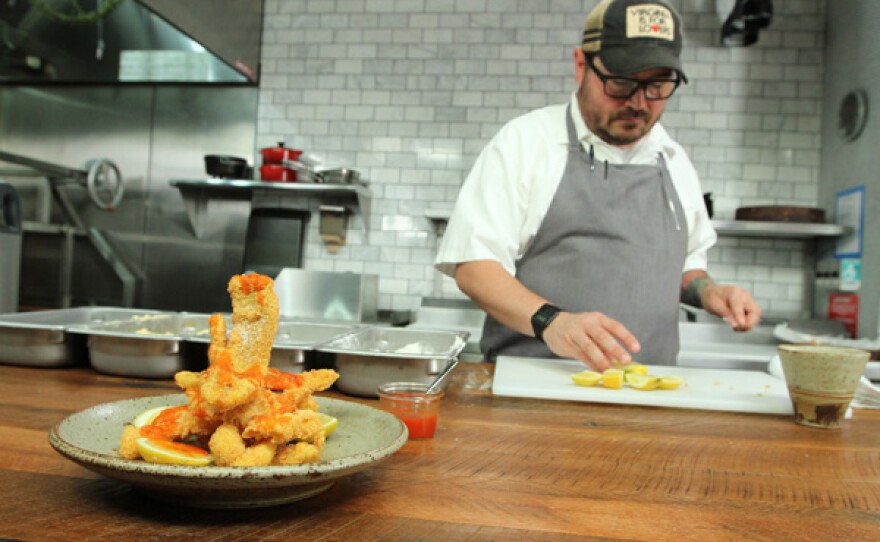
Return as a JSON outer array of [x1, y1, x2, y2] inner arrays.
[[185, 318, 363, 373], [67, 312, 210, 378], [317, 327, 469, 397], [0, 307, 166, 367]]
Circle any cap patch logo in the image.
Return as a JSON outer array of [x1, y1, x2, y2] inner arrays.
[[626, 5, 674, 41]]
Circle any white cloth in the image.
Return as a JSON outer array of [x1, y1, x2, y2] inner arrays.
[[435, 93, 717, 278]]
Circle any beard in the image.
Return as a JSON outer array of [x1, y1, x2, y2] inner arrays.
[[594, 107, 654, 146], [577, 82, 660, 146]]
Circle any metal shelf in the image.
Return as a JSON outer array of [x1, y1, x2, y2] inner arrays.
[[171, 179, 371, 239], [424, 210, 850, 240], [711, 219, 849, 239]]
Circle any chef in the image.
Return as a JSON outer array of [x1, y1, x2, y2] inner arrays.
[[435, 0, 761, 371]]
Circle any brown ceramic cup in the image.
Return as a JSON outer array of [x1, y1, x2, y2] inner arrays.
[[777, 344, 870, 429]]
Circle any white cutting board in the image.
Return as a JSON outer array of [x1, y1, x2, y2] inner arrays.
[[492, 356, 794, 415]]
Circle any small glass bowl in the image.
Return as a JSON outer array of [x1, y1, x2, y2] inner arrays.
[[376, 382, 444, 439]]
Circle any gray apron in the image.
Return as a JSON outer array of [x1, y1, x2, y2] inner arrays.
[[481, 105, 688, 365]]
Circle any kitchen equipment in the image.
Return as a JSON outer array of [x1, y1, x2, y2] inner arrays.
[[260, 142, 302, 164], [259, 164, 297, 182], [427, 359, 459, 393], [318, 168, 362, 185], [274, 268, 378, 322], [67, 312, 211, 378], [492, 356, 793, 415], [0, 181, 22, 314], [204, 155, 249, 179], [186, 319, 364, 373], [0, 307, 166, 367], [407, 297, 485, 361], [735, 205, 825, 223], [0, 150, 124, 211], [839, 89, 869, 141], [49, 395, 407, 509], [318, 327, 469, 397], [718, 0, 773, 47], [241, 208, 309, 277]]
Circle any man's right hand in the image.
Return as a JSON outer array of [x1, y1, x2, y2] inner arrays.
[[542, 311, 641, 372]]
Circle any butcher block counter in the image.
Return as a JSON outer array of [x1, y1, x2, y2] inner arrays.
[[2, 362, 880, 541]]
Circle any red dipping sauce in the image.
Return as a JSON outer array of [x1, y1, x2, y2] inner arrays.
[[377, 383, 443, 440]]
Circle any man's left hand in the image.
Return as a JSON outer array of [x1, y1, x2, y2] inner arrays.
[[701, 283, 762, 331]]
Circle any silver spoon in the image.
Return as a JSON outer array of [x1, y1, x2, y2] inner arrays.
[[426, 358, 460, 393]]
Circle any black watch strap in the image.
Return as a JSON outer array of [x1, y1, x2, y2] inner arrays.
[[531, 303, 561, 343]]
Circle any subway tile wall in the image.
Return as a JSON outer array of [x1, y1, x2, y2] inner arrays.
[[257, 0, 825, 318]]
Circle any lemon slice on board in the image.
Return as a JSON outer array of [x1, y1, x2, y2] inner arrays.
[[625, 373, 660, 391], [658, 376, 685, 390], [623, 363, 649, 376], [319, 413, 339, 436], [132, 406, 170, 428], [135, 437, 212, 466], [602, 369, 624, 389], [571, 371, 602, 387]]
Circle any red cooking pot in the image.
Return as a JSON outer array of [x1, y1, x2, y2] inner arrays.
[[260, 164, 297, 182], [261, 143, 303, 164]]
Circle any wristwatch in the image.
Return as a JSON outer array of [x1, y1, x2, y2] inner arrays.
[[531, 304, 561, 343]]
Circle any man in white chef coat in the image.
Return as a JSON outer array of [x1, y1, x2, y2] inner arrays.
[[435, 0, 761, 371]]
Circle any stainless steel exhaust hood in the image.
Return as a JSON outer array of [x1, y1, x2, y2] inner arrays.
[[0, 0, 263, 84]]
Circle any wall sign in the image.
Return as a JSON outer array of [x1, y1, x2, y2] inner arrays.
[[839, 259, 862, 291], [834, 185, 865, 259], [828, 293, 859, 338]]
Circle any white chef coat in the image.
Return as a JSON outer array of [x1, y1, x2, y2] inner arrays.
[[435, 93, 717, 278]]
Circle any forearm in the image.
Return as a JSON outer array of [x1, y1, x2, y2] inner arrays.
[[454, 260, 546, 337], [680, 269, 714, 308]]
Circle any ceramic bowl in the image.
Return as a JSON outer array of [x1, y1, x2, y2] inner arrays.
[[49, 394, 407, 508]]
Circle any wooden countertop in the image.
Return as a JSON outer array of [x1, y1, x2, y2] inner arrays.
[[2, 362, 880, 540]]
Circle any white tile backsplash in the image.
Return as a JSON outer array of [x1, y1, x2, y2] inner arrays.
[[258, 0, 826, 318]]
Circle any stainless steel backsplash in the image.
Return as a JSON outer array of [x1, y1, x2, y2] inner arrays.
[[0, 85, 258, 312]]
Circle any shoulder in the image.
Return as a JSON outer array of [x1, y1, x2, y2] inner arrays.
[[491, 103, 568, 148]]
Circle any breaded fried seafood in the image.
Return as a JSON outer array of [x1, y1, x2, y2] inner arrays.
[[118, 273, 339, 466]]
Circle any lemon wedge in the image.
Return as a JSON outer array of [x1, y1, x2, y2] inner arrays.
[[623, 362, 649, 376], [625, 373, 660, 391], [602, 368, 624, 389], [132, 406, 170, 428], [658, 376, 685, 390], [135, 437, 212, 466], [319, 412, 339, 437], [571, 371, 602, 387]]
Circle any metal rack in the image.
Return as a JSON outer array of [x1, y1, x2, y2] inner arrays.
[[170, 178, 372, 240]]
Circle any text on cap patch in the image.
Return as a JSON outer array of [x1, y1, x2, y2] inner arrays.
[[626, 5, 675, 41]]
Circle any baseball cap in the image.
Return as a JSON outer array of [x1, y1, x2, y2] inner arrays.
[[582, 0, 688, 83]]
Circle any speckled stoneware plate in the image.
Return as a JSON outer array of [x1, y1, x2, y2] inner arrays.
[[48, 395, 407, 509]]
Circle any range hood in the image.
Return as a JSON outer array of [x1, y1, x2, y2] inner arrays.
[[0, 0, 263, 84]]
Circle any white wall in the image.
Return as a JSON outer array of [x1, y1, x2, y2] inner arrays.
[[257, 0, 826, 317]]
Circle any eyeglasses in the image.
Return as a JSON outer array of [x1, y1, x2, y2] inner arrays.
[[587, 55, 681, 101]]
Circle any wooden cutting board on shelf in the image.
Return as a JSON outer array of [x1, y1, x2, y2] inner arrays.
[[735, 205, 825, 223], [492, 356, 793, 415]]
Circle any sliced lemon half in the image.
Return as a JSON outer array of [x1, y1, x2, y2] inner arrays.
[[625, 373, 660, 391], [623, 362, 649, 376], [132, 406, 170, 428], [319, 412, 339, 437], [135, 437, 212, 467], [658, 376, 685, 390], [571, 370, 602, 387], [602, 368, 624, 389]]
